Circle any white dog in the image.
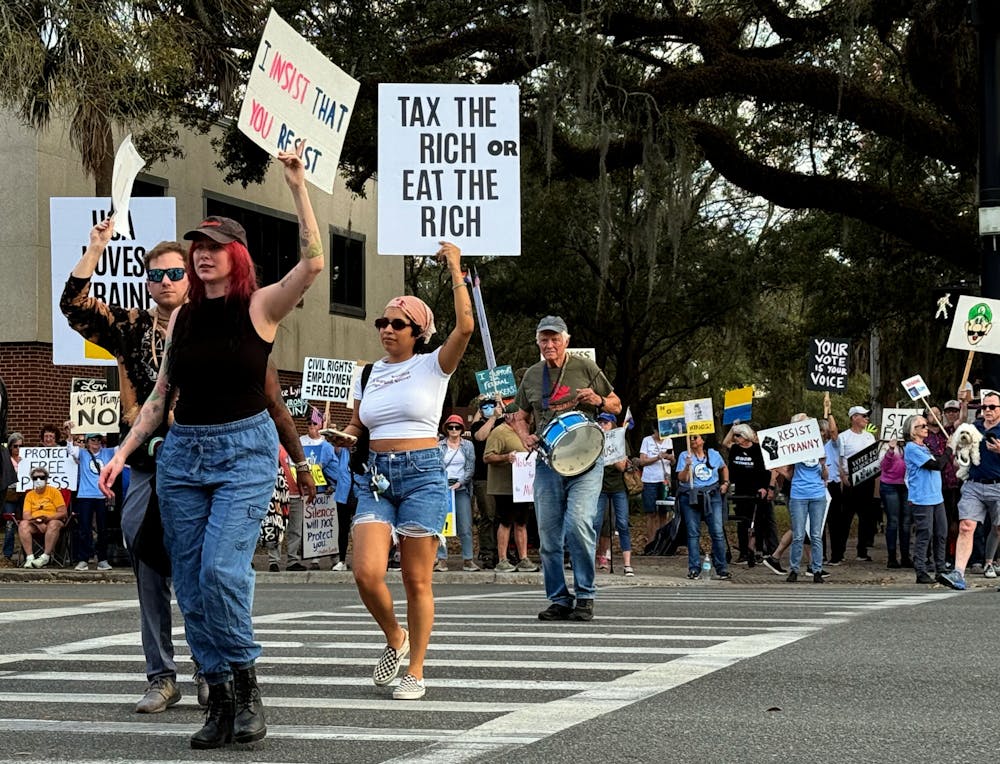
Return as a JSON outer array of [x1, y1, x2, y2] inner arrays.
[[949, 423, 983, 482]]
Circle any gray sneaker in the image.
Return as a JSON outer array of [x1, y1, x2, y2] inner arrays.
[[515, 558, 539, 572], [495, 559, 515, 572], [135, 676, 181, 713]]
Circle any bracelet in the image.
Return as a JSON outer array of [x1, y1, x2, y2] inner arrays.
[[293, 460, 310, 471], [452, 283, 466, 291]]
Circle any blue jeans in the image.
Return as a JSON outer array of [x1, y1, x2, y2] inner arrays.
[[789, 497, 826, 574], [157, 410, 277, 686], [642, 482, 667, 514], [679, 488, 726, 574], [881, 482, 910, 559], [352, 448, 448, 539], [439, 487, 473, 560], [595, 490, 631, 552], [74, 496, 108, 562], [534, 457, 604, 605]]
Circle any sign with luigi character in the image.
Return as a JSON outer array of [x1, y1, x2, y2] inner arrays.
[[947, 296, 1000, 354]]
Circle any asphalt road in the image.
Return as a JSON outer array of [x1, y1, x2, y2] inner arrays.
[[0, 581, 993, 763]]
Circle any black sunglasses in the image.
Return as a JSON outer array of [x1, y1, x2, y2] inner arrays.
[[374, 317, 416, 332], [446, 425, 463, 431], [983, 405, 1000, 411], [147, 267, 186, 283]]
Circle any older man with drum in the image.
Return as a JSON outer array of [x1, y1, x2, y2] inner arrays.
[[510, 316, 620, 622]]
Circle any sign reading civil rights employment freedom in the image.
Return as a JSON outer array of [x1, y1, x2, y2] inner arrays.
[[51, 198, 177, 366], [301, 357, 357, 403], [947, 295, 1000, 355], [806, 337, 850, 392], [377, 83, 521, 256], [238, 9, 359, 194], [757, 418, 825, 470]]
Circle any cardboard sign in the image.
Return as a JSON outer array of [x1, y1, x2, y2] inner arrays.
[[301, 493, 339, 559], [757, 418, 825, 470], [847, 441, 881, 485], [880, 408, 919, 441], [685, 398, 714, 435], [722, 386, 753, 425], [512, 451, 536, 503], [657, 401, 687, 438], [69, 391, 120, 434], [51, 198, 177, 366], [946, 295, 1000, 355], [475, 365, 518, 399], [16, 447, 78, 492], [603, 427, 627, 463], [301, 357, 356, 403], [806, 337, 850, 392], [71, 377, 108, 394], [238, 9, 359, 194], [901, 374, 931, 401], [377, 83, 521, 256]]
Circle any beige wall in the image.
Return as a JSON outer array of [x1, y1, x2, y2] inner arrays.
[[0, 110, 400, 370]]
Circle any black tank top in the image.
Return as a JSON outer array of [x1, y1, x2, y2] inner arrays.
[[170, 297, 272, 425]]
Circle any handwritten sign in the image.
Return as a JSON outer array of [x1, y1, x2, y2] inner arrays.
[[69, 391, 120, 434], [656, 401, 687, 438], [880, 408, 918, 441], [51, 198, 177, 366], [847, 442, 881, 486], [512, 451, 536, 503], [757, 418, 825, 470], [806, 337, 850, 392], [301, 357, 356, 403], [946, 295, 1000, 355], [16, 447, 78, 492], [377, 83, 521, 256], [901, 374, 931, 401], [238, 9, 359, 194], [685, 398, 714, 435], [301, 493, 338, 559], [475, 365, 518, 398], [603, 427, 627, 463]]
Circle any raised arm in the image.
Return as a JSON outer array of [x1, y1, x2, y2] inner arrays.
[[437, 242, 474, 375]]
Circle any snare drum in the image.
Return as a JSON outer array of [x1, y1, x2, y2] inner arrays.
[[538, 411, 604, 476]]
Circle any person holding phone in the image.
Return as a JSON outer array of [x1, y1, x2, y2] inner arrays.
[[637, 425, 675, 544]]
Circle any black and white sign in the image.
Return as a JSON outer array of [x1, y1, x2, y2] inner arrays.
[[301, 357, 356, 403], [880, 408, 918, 441], [302, 493, 339, 559], [757, 418, 825, 470], [806, 337, 850, 392], [847, 442, 881, 486], [69, 391, 120, 434], [16, 447, 78, 492]]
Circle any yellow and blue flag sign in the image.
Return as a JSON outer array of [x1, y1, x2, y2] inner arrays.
[[722, 386, 753, 425]]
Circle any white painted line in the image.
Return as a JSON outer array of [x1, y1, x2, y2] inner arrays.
[[0, 600, 138, 624], [251, 626, 818, 639], [310, 642, 717, 654]]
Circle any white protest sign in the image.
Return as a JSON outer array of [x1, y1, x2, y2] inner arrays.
[[238, 9, 359, 194], [880, 408, 918, 441], [377, 83, 521, 256], [540, 348, 597, 363], [946, 295, 1000, 355], [301, 493, 338, 559], [69, 391, 120, 434], [17, 447, 78, 492], [301, 357, 356, 403], [757, 418, 825, 470], [901, 374, 931, 401], [603, 427, 626, 463], [110, 134, 145, 238], [51, 197, 177, 366], [512, 451, 536, 503], [684, 398, 714, 435]]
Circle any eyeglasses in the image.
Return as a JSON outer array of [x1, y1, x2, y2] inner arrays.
[[374, 317, 415, 332], [914, 423, 929, 429], [983, 405, 1000, 411], [147, 267, 186, 283], [446, 425, 463, 431]]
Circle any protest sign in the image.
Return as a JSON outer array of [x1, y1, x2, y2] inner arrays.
[[880, 408, 918, 441], [757, 418, 825, 470], [377, 83, 521, 256], [901, 374, 931, 401], [238, 9, 359, 194], [722, 386, 753, 425], [301, 493, 338, 558], [301, 357, 356, 403], [51, 198, 176, 366], [847, 442, 881, 485], [657, 401, 686, 438], [71, 377, 108, 394], [110, 134, 145, 238], [685, 398, 714, 435], [946, 295, 1000, 355], [17, 447, 77, 492], [69, 391, 120, 434], [475, 365, 518, 399], [442, 491, 456, 537], [512, 451, 536, 503], [603, 427, 627, 463], [806, 337, 850, 392], [280, 382, 309, 418]]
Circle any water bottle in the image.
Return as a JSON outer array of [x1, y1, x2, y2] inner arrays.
[[701, 553, 712, 581]]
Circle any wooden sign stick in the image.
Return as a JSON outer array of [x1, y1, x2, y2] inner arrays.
[[959, 350, 975, 398]]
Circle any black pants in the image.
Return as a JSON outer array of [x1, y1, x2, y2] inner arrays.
[[835, 479, 875, 559], [734, 498, 778, 556]]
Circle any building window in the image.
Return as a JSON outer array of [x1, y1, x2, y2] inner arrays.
[[204, 193, 298, 288], [330, 227, 365, 318], [133, 177, 166, 197]]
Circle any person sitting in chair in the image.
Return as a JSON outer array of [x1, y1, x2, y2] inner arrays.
[[18, 467, 68, 568]]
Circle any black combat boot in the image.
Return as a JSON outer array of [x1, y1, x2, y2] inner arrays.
[[190, 681, 234, 749], [233, 665, 267, 743]]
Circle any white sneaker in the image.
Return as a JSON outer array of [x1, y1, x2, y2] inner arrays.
[[986, 563, 998, 579], [32, 553, 50, 568], [96, 560, 112, 571], [393, 673, 426, 700], [23, 555, 35, 568], [74, 561, 89, 571], [331, 561, 347, 571]]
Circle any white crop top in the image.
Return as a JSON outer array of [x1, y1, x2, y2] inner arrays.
[[355, 347, 451, 440]]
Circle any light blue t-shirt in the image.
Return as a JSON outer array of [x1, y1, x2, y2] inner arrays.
[[790, 459, 826, 500], [71, 445, 118, 500], [676, 449, 724, 490], [905, 441, 943, 506], [824, 439, 840, 482]]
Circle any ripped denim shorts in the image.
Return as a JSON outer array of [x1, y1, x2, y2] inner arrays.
[[351, 447, 448, 539]]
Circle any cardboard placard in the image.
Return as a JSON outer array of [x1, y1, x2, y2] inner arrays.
[[847, 442, 881, 485], [806, 337, 850, 392], [757, 418, 825, 470], [880, 408, 919, 441], [301, 357, 356, 403], [69, 391, 120, 434], [16, 447, 78, 492], [512, 451, 536, 503], [301, 493, 339, 559]]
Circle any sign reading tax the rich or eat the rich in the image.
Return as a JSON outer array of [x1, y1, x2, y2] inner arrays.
[[848, 442, 882, 486], [806, 337, 850, 392], [17, 447, 78, 492], [301, 357, 356, 403], [51, 197, 177, 366], [880, 408, 919, 441], [377, 83, 521, 256], [69, 391, 120, 434], [238, 9, 359, 194], [757, 418, 825, 470]]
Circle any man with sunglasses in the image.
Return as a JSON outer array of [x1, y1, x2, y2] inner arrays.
[[940, 391, 1000, 589], [835, 405, 877, 563]]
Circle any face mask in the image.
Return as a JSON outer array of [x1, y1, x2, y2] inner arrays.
[[32, 478, 45, 488], [481, 405, 495, 417]]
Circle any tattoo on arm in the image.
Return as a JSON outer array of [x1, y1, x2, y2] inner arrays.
[[299, 224, 322, 259]]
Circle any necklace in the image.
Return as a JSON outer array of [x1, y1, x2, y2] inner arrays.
[[148, 308, 169, 369]]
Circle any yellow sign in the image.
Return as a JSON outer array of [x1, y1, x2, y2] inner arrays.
[[656, 402, 686, 437], [442, 490, 456, 537]]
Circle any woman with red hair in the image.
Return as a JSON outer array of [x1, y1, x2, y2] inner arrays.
[[100, 143, 323, 749]]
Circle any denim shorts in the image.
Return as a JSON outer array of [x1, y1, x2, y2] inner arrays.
[[352, 447, 448, 540]]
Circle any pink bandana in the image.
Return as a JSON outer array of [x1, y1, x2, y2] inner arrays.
[[385, 296, 436, 341]]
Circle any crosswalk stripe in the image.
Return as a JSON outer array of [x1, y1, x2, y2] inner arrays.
[[251, 626, 819, 637]]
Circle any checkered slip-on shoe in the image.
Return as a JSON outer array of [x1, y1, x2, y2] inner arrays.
[[373, 629, 410, 686], [392, 673, 426, 700]]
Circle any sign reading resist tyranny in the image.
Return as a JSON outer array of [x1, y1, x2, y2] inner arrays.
[[806, 337, 849, 392], [757, 418, 825, 470], [301, 357, 356, 403], [377, 83, 521, 256]]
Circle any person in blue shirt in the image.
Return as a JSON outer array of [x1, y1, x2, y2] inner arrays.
[[330, 443, 353, 571], [776, 414, 828, 584], [288, 419, 341, 571], [676, 434, 731, 580], [903, 414, 947, 585], [67, 432, 117, 571]]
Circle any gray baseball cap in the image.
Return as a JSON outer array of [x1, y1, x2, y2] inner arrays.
[[536, 315, 568, 334]]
